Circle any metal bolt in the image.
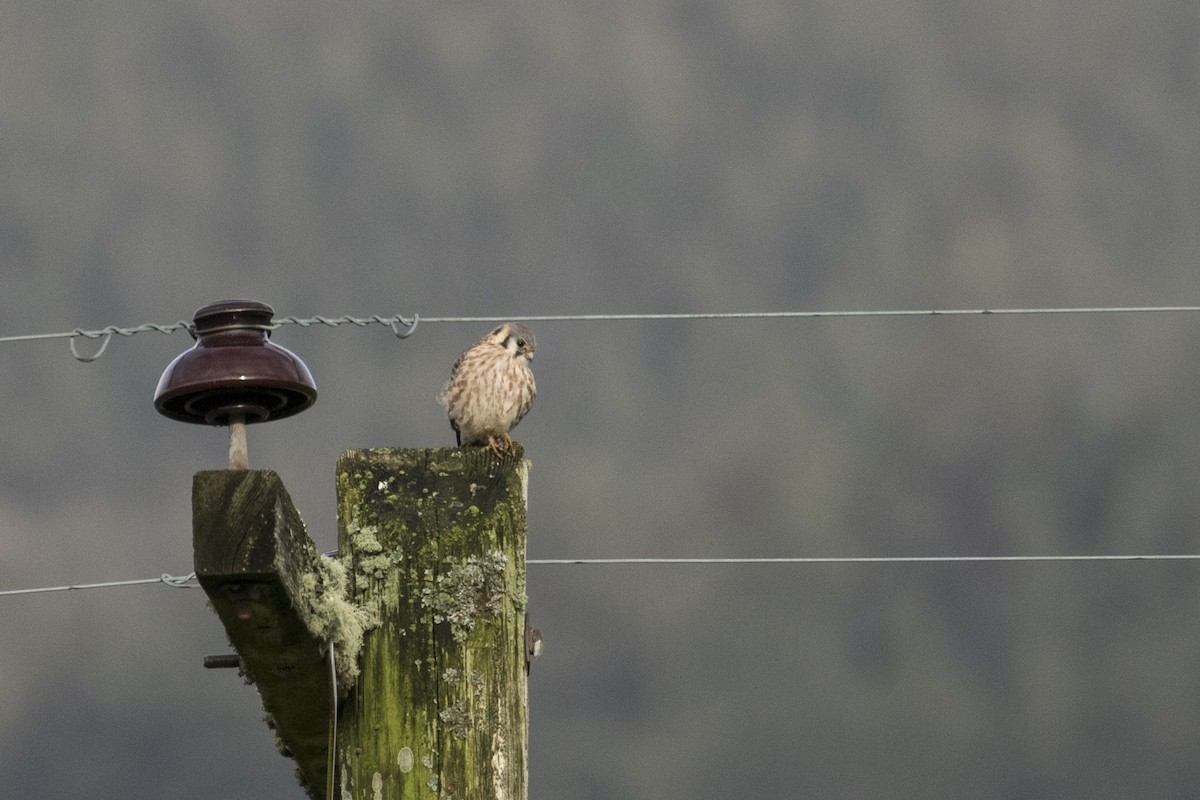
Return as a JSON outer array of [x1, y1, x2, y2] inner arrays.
[[524, 624, 543, 671], [203, 654, 242, 669]]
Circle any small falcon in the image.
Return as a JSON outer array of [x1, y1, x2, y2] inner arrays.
[[438, 322, 537, 453]]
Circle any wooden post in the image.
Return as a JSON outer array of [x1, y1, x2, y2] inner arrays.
[[335, 447, 530, 800], [191, 449, 530, 800], [192, 469, 356, 798]]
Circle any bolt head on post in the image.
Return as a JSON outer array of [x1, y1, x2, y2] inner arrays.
[[153, 299, 317, 468]]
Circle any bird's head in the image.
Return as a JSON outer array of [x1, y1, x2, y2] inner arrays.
[[493, 322, 536, 362]]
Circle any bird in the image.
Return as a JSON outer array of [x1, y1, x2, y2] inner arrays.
[[438, 322, 537, 454]]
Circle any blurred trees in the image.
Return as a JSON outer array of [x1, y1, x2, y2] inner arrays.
[[3, 1, 1200, 797]]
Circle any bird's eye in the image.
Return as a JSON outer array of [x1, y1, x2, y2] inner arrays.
[[516, 339, 526, 348]]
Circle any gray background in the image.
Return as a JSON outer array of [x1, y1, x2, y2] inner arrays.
[[2, 2, 1200, 798]]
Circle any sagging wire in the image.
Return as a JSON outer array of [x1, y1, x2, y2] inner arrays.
[[326, 642, 338, 800], [63, 321, 192, 362]]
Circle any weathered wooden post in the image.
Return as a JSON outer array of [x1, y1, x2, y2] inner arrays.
[[189, 449, 530, 799], [335, 446, 530, 799], [158, 300, 532, 798], [192, 468, 356, 797]]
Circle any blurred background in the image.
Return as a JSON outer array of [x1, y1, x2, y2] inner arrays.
[[3, 1, 1200, 797]]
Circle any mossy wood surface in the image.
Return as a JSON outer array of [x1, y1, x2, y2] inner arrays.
[[337, 447, 529, 800], [192, 469, 333, 799]]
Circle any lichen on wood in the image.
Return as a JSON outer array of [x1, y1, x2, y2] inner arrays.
[[335, 447, 529, 800], [297, 553, 375, 690]]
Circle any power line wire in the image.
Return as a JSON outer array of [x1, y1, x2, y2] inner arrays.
[[0, 320, 193, 345], [0, 572, 198, 597], [3, 555, 1197, 598], [416, 306, 1200, 323], [5, 305, 1200, 360], [527, 555, 1200, 564]]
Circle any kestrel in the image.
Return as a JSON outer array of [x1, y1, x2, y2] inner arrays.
[[438, 322, 537, 453]]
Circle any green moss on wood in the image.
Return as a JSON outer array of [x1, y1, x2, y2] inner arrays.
[[335, 447, 529, 800]]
